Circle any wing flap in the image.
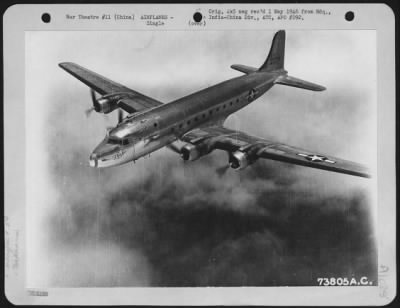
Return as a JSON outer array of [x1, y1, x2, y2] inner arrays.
[[117, 97, 161, 113]]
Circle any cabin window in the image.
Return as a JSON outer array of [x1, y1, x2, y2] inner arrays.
[[179, 124, 183, 129], [195, 117, 198, 121], [230, 101, 233, 106], [223, 104, 226, 109], [187, 120, 191, 125], [209, 110, 213, 115], [171, 127, 174, 132], [236, 98, 239, 103], [202, 114, 206, 119], [216, 107, 219, 111]]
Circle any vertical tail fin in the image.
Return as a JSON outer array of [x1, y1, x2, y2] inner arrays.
[[259, 30, 285, 72]]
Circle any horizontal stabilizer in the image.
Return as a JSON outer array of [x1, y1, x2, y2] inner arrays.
[[231, 64, 257, 74], [275, 75, 326, 91]]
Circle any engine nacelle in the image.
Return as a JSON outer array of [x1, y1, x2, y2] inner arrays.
[[229, 151, 258, 170], [180, 143, 210, 161], [95, 97, 120, 114], [228, 151, 254, 170]]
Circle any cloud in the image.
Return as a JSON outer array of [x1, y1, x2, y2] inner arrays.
[[43, 108, 377, 286], [49, 242, 151, 287]]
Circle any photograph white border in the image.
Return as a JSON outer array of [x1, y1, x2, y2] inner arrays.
[[3, 3, 396, 305]]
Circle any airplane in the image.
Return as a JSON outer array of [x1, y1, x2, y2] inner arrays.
[[59, 30, 370, 178]]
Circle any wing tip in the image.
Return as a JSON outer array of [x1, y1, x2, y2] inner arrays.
[[341, 168, 371, 179], [58, 62, 77, 70]]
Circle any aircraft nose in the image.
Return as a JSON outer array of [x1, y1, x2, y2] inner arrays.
[[89, 153, 98, 168]]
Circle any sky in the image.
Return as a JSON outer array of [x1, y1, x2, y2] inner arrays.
[[25, 30, 377, 287]]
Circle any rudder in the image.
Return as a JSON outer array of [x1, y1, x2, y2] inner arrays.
[[259, 30, 285, 72]]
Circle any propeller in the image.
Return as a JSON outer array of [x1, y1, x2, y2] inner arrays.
[[85, 106, 95, 118], [86, 89, 124, 130], [118, 109, 124, 124], [215, 164, 230, 176], [85, 89, 99, 118], [106, 126, 114, 136]]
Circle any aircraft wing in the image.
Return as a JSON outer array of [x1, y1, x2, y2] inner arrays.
[[59, 62, 163, 113], [181, 126, 370, 178]]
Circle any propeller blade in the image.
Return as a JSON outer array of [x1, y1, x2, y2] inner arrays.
[[85, 107, 95, 118], [118, 109, 123, 124], [85, 89, 100, 117], [106, 126, 114, 136], [90, 89, 97, 104], [216, 165, 230, 176]]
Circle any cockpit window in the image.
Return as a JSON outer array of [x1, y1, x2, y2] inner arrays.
[[108, 137, 129, 146], [108, 137, 121, 145]]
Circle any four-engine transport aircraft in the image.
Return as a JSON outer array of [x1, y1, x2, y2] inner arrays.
[[59, 30, 370, 178]]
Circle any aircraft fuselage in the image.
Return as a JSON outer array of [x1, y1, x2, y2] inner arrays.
[[89, 69, 285, 168]]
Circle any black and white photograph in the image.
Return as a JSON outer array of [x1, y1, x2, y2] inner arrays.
[[3, 3, 396, 306], [25, 29, 377, 287]]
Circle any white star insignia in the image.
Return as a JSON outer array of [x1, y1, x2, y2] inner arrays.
[[297, 153, 335, 164], [247, 89, 257, 101]]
